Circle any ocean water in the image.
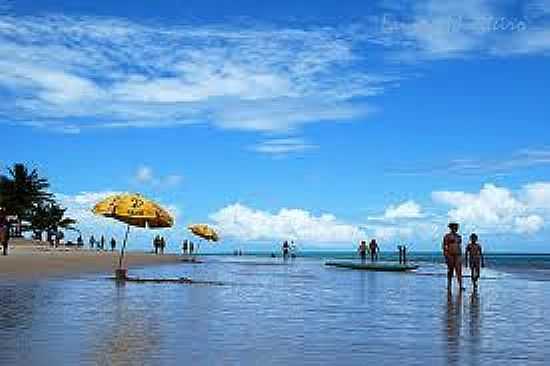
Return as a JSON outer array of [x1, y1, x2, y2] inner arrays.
[[0, 253, 549, 365]]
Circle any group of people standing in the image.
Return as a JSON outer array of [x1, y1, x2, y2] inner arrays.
[[181, 239, 196, 255], [443, 222, 485, 292], [153, 235, 167, 255], [353, 222, 485, 292], [281, 240, 297, 259], [357, 239, 379, 262], [88, 235, 117, 251]]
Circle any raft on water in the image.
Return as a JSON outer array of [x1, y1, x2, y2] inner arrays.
[[111, 277, 224, 285], [325, 261, 419, 272]]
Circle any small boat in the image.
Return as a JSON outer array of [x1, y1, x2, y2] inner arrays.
[[325, 261, 419, 272]]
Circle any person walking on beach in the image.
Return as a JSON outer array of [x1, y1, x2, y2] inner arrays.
[[110, 237, 116, 251], [77, 235, 83, 248], [189, 241, 195, 256], [443, 223, 464, 292], [369, 239, 379, 262], [358, 240, 367, 263], [182, 239, 189, 255], [0, 208, 10, 256], [100, 235, 105, 251], [465, 233, 485, 290], [89, 235, 96, 249]]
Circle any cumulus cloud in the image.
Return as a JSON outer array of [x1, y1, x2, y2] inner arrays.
[[523, 182, 550, 209], [209, 203, 366, 244], [383, 200, 424, 219], [432, 183, 546, 234], [373, 226, 414, 241]]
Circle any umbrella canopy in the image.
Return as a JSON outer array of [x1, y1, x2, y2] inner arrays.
[[188, 224, 219, 242], [92, 193, 174, 275], [93, 193, 173, 228]]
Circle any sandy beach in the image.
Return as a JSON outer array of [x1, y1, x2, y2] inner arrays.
[[0, 239, 181, 279]]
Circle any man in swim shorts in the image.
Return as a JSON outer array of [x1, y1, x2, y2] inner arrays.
[[465, 233, 485, 290], [369, 239, 379, 262], [442, 223, 464, 292], [358, 240, 367, 263]]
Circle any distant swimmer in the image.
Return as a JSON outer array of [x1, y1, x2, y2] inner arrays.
[[369, 239, 379, 262], [358, 240, 367, 263], [465, 233, 485, 290], [443, 223, 464, 292]]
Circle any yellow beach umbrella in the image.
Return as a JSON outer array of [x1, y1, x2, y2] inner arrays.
[[188, 224, 219, 242], [92, 193, 174, 275]]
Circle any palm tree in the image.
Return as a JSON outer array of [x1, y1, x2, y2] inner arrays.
[[0, 163, 54, 236], [30, 203, 77, 241]]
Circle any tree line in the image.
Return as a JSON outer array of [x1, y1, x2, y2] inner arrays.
[[0, 163, 76, 240]]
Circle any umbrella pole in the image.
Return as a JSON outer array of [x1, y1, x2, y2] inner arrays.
[[118, 224, 131, 270]]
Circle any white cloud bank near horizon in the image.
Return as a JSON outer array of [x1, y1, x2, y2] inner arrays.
[[54, 181, 550, 248], [209, 203, 366, 245], [433, 183, 550, 235]]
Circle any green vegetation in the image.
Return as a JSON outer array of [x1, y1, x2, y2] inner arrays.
[[0, 163, 76, 238]]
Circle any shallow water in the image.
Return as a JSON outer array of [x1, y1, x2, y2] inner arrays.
[[1, 256, 549, 365]]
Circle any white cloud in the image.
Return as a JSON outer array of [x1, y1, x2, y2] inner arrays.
[[514, 215, 545, 234], [523, 182, 550, 209], [390, 147, 550, 176], [373, 226, 414, 241], [378, 0, 550, 59], [135, 166, 154, 184], [0, 14, 387, 134], [133, 166, 182, 188], [251, 138, 318, 155], [209, 203, 366, 244], [383, 200, 424, 219], [432, 183, 547, 234], [56, 191, 124, 239]]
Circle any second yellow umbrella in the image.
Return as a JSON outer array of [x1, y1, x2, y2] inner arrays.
[[188, 224, 219, 242]]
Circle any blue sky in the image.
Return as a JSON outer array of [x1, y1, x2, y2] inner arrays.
[[1, 0, 550, 252]]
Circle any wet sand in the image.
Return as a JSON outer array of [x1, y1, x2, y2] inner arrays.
[[0, 239, 181, 279]]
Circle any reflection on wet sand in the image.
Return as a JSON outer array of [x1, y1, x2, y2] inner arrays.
[[444, 290, 483, 366], [445, 291, 463, 366], [467, 290, 481, 366], [90, 283, 161, 365]]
